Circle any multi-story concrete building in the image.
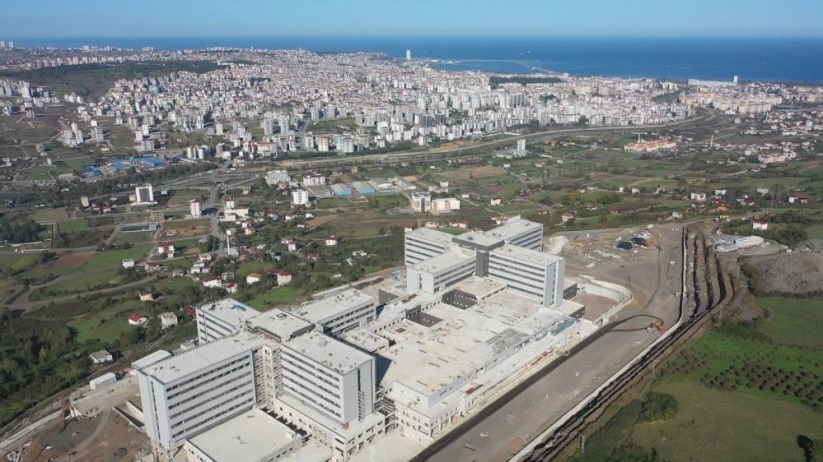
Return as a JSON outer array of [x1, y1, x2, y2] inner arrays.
[[280, 331, 375, 424], [292, 289, 376, 336], [136, 333, 266, 455], [403, 227, 454, 265], [488, 244, 565, 308], [195, 298, 261, 344], [292, 189, 309, 205], [135, 217, 588, 462], [484, 217, 544, 251], [406, 248, 476, 294], [189, 198, 202, 218], [409, 191, 431, 212], [266, 169, 290, 185]]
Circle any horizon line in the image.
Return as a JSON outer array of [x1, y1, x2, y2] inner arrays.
[[8, 35, 823, 41]]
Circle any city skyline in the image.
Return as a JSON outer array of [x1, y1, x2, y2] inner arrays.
[[3, 0, 823, 39]]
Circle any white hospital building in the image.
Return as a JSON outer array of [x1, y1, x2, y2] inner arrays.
[[135, 216, 593, 462]]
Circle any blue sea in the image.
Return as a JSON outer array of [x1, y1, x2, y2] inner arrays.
[[14, 37, 823, 83]]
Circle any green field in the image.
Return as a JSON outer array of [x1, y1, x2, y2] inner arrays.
[[236, 261, 276, 277], [0, 253, 39, 276], [578, 295, 823, 461], [31, 270, 125, 299], [631, 381, 822, 462], [805, 224, 823, 240], [57, 219, 89, 232], [757, 297, 823, 349], [245, 287, 302, 310], [69, 299, 145, 343]]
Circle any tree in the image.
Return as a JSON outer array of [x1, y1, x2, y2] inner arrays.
[[796, 435, 815, 462]]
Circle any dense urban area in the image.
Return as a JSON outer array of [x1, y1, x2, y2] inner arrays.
[[0, 41, 822, 462]]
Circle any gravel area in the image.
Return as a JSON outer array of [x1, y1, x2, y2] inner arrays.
[[745, 251, 823, 294]]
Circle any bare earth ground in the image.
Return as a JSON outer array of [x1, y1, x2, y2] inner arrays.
[[161, 225, 210, 237], [22, 411, 148, 462], [51, 252, 93, 268], [440, 165, 507, 181]]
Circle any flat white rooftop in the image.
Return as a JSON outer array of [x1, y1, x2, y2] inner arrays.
[[340, 329, 389, 353], [293, 289, 374, 324], [186, 409, 305, 462], [485, 217, 543, 241], [131, 350, 172, 370], [247, 308, 314, 342], [198, 298, 261, 325], [452, 230, 503, 248], [283, 331, 372, 375], [410, 248, 475, 274], [491, 243, 563, 265], [138, 332, 266, 383], [276, 394, 386, 442], [447, 277, 506, 300], [406, 227, 454, 246]]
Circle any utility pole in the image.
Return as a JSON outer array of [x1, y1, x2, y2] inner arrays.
[[580, 434, 586, 454]]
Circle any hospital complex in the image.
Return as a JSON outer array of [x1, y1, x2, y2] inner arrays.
[[134, 217, 595, 462]]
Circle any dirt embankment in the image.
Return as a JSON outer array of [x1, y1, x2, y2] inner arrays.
[[743, 252, 823, 295]]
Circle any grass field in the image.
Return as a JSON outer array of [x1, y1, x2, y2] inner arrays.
[[28, 208, 69, 222], [805, 224, 823, 240], [579, 293, 823, 461], [0, 253, 39, 276], [757, 297, 823, 349], [83, 244, 153, 269], [245, 287, 302, 310], [0, 278, 17, 301], [236, 261, 276, 277], [31, 271, 125, 299], [631, 380, 822, 462], [58, 219, 89, 232], [69, 300, 143, 344]]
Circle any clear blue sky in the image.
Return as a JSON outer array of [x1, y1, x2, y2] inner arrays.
[[2, 0, 822, 38]]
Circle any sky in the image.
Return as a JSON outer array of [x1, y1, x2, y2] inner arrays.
[[2, 0, 822, 39]]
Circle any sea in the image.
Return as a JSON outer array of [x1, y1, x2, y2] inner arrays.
[[13, 37, 823, 84]]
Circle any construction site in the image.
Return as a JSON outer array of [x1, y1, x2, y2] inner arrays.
[[2, 222, 751, 462]]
